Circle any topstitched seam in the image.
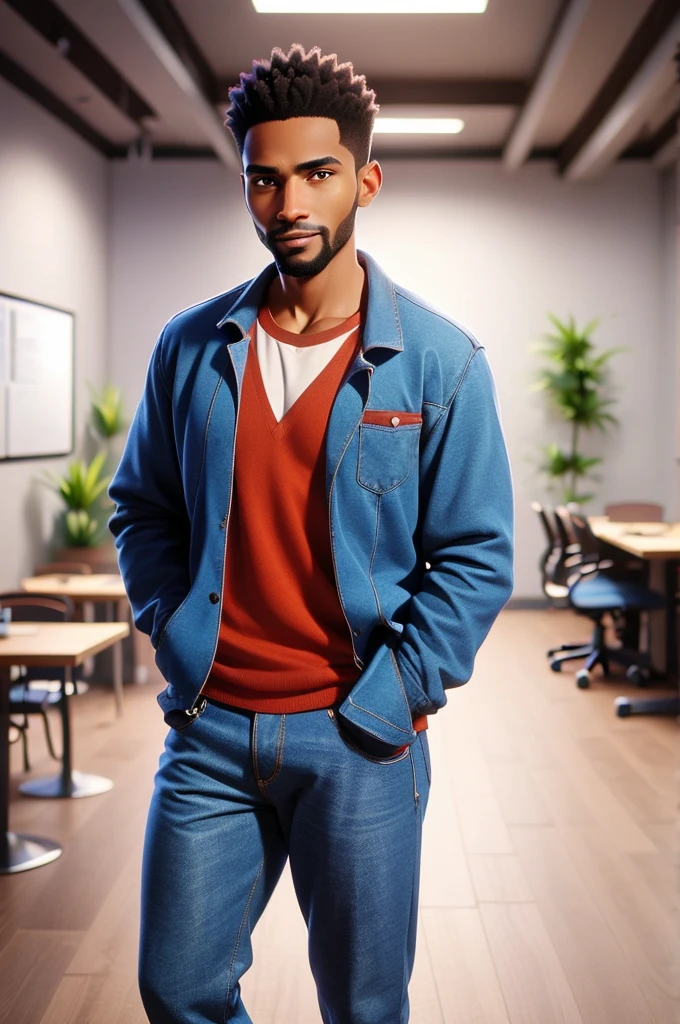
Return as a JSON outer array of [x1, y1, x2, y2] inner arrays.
[[222, 824, 280, 1022]]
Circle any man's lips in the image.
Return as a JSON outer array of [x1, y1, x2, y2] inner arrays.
[[273, 232, 319, 249]]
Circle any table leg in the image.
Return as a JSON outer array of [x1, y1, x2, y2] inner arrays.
[[18, 666, 114, 800], [1, 667, 61, 873], [614, 557, 680, 719], [108, 600, 124, 717]]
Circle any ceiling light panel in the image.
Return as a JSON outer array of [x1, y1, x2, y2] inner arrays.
[[253, 1, 487, 13], [374, 118, 465, 134]]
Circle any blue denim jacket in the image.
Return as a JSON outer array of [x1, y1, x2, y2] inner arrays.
[[108, 251, 514, 746]]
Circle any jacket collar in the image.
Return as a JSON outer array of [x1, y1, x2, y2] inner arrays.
[[215, 249, 403, 354]]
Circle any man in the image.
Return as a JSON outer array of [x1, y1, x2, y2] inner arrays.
[[109, 44, 513, 1024]]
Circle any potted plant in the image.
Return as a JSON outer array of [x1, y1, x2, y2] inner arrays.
[[532, 314, 623, 506], [43, 451, 115, 567]]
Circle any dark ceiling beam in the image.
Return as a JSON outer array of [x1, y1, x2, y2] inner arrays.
[[216, 77, 529, 108], [620, 110, 678, 158], [558, 0, 680, 177], [128, 0, 219, 102], [0, 49, 120, 157], [117, 0, 239, 168], [503, 0, 593, 170], [4, 0, 156, 126]]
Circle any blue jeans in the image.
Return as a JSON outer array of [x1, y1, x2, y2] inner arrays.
[[139, 697, 432, 1023]]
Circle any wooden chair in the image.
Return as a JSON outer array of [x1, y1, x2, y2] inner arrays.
[[3, 593, 76, 772]]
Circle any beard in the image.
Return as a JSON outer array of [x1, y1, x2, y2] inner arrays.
[[256, 195, 358, 278]]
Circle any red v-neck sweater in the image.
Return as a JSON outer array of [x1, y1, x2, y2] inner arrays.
[[203, 310, 427, 736]]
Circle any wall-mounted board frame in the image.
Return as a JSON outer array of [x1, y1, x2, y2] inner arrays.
[[0, 293, 75, 461]]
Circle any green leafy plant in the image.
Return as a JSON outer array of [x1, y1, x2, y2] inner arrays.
[[43, 452, 112, 547], [64, 509, 100, 547], [88, 383, 125, 439], [532, 314, 623, 505], [44, 451, 111, 510]]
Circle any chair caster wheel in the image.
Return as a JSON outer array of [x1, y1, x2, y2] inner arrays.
[[576, 670, 590, 689], [625, 665, 648, 688], [550, 660, 562, 673], [615, 698, 632, 718]]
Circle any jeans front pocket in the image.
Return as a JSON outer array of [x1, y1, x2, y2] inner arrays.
[[327, 709, 411, 765]]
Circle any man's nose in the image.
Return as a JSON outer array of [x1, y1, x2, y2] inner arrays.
[[277, 179, 309, 223]]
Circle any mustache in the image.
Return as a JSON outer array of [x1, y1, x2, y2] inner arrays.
[[267, 223, 326, 240]]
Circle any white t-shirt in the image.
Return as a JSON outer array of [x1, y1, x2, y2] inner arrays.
[[255, 308, 359, 423]]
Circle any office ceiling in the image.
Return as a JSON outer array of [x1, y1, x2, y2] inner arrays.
[[0, 0, 677, 179]]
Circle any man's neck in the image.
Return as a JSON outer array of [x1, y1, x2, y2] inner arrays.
[[266, 242, 365, 336]]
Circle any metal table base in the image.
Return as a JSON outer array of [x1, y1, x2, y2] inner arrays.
[[1, 831, 62, 874], [19, 767, 113, 799]]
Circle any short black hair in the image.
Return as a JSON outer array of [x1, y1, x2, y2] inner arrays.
[[226, 45, 379, 170]]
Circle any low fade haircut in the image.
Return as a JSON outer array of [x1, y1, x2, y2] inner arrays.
[[226, 44, 379, 170]]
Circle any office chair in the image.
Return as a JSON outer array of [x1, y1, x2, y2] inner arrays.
[[532, 502, 570, 604], [531, 502, 593, 668], [532, 502, 612, 671], [563, 512, 665, 689], [3, 593, 76, 772]]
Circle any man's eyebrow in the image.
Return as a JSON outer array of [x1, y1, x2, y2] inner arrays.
[[244, 156, 342, 176]]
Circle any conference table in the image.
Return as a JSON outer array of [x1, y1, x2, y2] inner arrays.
[[20, 573, 129, 716], [1, 620, 129, 873], [589, 517, 680, 718]]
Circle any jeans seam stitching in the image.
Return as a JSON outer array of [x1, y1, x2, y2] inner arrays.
[[261, 714, 286, 786], [222, 825, 279, 1022], [252, 713, 261, 781], [346, 695, 413, 735]]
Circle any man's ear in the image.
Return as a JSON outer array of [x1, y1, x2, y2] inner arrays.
[[357, 160, 382, 208], [240, 172, 246, 196]]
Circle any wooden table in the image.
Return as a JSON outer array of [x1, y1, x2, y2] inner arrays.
[[21, 573, 129, 716], [0, 621, 129, 873], [589, 518, 680, 718]]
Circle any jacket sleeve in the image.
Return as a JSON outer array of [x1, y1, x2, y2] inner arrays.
[[394, 345, 514, 716], [108, 328, 191, 649]]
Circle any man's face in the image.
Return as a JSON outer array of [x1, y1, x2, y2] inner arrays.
[[242, 117, 362, 278]]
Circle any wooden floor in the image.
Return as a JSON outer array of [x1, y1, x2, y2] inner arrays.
[[1, 608, 679, 1023]]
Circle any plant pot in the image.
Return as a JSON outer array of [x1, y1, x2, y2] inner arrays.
[[52, 541, 118, 573]]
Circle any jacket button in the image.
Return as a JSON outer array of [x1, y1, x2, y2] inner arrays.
[[390, 416, 400, 427], [353, 628, 361, 636], [209, 592, 220, 604]]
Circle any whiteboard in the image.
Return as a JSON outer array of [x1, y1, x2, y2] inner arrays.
[[0, 294, 74, 460]]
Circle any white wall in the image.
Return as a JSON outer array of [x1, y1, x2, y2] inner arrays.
[[109, 157, 670, 599], [661, 162, 679, 516], [0, 79, 109, 588]]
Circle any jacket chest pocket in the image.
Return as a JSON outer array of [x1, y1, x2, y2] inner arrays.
[[357, 410, 422, 494]]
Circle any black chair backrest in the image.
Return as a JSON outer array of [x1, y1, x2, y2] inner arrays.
[[532, 502, 584, 595], [0, 593, 74, 684], [564, 511, 600, 567], [0, 593, 74, 622], [553, 506, 579, 553], [531, 502, 557, 575]]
